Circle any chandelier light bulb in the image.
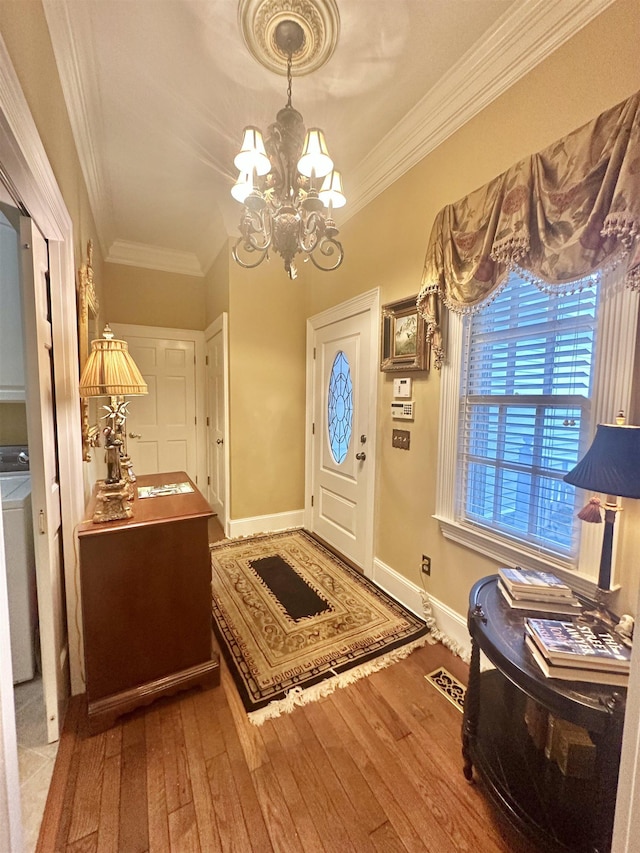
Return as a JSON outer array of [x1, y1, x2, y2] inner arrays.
[[319, 170, 346, 209], [231, 171, 254, 204], [297, 128, 333, 179], [234, 127, 271, 176]]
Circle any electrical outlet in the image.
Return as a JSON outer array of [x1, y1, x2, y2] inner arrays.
[[421, 555, 431, 575]]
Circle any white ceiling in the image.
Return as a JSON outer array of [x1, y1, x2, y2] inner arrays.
[[42, 0, 615, 277]]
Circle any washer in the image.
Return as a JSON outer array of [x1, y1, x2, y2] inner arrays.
[[1, 445, 36, 684]]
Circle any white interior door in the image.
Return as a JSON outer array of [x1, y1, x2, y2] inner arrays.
[[111, 328, 198, 483], [205, 314, 229, 528], [19, 216, 68, 743], [307, 291, 379, 570]]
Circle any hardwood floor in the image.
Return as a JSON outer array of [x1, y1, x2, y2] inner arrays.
[[35, 641, 538, 852]]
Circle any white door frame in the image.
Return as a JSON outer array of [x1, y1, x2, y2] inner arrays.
[[109, 323, 207, 492], [304, 288, 380, 576], [204, 314, 230, 536], [0, 32, 85, 848]]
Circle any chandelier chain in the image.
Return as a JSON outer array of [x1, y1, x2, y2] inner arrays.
[[286, 54, 293, 108]]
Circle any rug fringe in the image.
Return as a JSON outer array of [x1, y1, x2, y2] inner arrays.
[[419, 591, 469, 663], [246, 635, 430, 726]]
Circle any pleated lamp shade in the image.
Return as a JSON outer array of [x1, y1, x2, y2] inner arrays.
[[79, 325, 148, 398]]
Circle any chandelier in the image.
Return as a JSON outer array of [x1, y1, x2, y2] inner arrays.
[[231, 19, 345, 280]]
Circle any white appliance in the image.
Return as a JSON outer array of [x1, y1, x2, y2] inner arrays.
[[0, 445, 36, 684]]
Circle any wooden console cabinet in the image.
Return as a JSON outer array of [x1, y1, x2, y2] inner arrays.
[[463, 577, 625, 853], [77, 472, 219, 733]]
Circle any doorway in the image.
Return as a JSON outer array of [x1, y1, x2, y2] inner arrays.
[[109, 324, 207, 489], [205, 314, 229, 534], [305, 289, 379, 572]]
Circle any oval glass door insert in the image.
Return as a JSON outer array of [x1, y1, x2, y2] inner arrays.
[[327, 350, 353, 464]]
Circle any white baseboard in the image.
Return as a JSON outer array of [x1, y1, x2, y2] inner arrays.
[[372, 557, 471, 660], [227, 510, 305, 540]]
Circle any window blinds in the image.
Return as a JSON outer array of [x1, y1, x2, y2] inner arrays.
[[459, 275, 599, 555]]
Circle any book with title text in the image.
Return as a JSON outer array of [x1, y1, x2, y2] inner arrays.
[[525, 618, 631, 670]]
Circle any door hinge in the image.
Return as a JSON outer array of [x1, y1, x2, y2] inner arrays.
[[205, 355, 209, 365], [206, 416, 210, 427], [195, 416, 197, 425], [312, 422, 315, 435], [313, 347, 316, 359], [208, 476, 211, 485], [311, 495, 314, 507]]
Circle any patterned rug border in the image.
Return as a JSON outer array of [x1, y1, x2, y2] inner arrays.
[[211, 529, 430, 723], [248, 635, 430, 725]]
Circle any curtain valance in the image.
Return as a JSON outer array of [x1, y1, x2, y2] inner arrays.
[[417, 91, 640, 367]]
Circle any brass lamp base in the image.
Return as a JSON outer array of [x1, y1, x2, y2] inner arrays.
[[93, 479, 133, 523], [579, 587, 617, 629], [120, 453, 137, 484]]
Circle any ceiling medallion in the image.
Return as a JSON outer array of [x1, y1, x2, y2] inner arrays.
[[238, 0, 340, 76]]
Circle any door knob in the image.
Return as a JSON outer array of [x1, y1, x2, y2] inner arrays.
[[216, 438, 224, 445], [129, 432, 142, 439], [355, 451, 366, 461], [360, 434, 367, 444]]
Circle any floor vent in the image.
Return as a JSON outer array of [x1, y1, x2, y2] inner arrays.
[[425, 667, 466, 712]]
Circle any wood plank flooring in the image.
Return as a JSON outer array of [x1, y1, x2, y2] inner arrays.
[[35, 641, 539, 852]]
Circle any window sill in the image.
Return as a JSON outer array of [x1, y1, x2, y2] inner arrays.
[[434, 515, 598, 599]]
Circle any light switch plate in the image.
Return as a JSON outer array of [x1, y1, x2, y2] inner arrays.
[[392, 429, 410, 450]]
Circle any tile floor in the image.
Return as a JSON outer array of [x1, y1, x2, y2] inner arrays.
[[14, 677, 58, 853]]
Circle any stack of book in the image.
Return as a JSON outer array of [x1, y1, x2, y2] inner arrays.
[[498, 568, 583, 616], [525, 617, 631, 687]]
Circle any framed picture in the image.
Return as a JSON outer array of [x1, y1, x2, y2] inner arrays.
[[380, 295, 428, 372]]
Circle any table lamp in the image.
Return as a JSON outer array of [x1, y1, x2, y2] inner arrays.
[[563, 417, 640, 616], [79, 325, 148, 522]]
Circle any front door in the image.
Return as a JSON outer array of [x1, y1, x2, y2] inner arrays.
[[20, 216, 68, 742], [110, 327, 198, 483], [307, 290, 379, 570]]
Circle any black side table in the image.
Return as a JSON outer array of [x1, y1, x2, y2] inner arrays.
[[462, 576, 625, 853]]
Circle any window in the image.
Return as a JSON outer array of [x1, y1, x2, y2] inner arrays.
[[436, 267, 639, 589], [327, 350, 353, 464], [459, 274, 597, 558]]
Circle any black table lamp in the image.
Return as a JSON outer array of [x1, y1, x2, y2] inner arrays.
[[564, 420, 640, 599]]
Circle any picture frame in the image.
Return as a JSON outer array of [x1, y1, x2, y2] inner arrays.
[[380, 295, 428, 372]]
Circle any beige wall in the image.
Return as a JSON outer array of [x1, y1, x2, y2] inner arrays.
[[205, 242, 230, 328], [103, 262, 206, 330], [227, 259, 307, 519], [0, 403, 28, 445], [0, 0, 103, 301], [295, 0, 640, 617]]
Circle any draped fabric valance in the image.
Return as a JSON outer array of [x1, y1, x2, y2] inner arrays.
[[417, 91, 640, 368]]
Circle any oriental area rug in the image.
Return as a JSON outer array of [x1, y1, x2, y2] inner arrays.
[[210, 529, 430, 724]]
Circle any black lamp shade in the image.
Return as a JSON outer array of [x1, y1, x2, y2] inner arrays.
[[564, 424, 640, 499]]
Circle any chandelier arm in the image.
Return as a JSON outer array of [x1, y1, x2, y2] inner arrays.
[[239, 209, 272, 252], [232, 237, 269, 270], [308, 236, 344, 272], [299, 210, 324, 254]]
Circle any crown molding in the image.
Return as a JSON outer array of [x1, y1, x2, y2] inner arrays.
[[345, 0, 617, 220], [42, 0, 114, 254], [106, 239, 204, 277]]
